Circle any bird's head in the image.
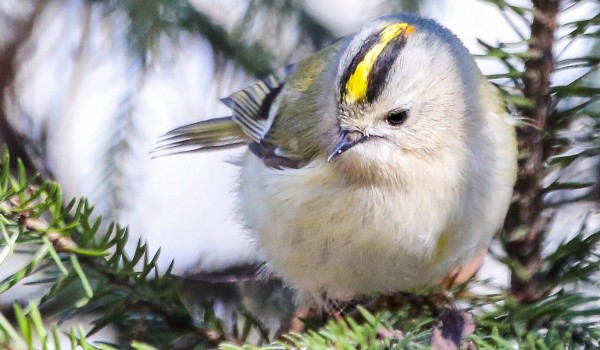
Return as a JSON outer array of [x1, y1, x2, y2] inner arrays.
[[320, 14, 483, 186]]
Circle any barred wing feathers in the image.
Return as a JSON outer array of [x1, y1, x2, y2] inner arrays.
[[155, 67, 292, 156]]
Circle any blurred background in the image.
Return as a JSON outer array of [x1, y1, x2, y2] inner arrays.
[[0, 0, 537, 280], [0, 0, 599, 345]]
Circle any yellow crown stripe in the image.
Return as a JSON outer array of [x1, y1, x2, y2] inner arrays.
[[344, 23, 415, 104]]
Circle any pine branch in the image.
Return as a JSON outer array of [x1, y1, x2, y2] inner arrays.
[[2, 1, 600, 348], [486, 0, 600, 304], [502, 0, 560, 302], [0, 150, 222, 348], [97, 0, 276, 77]]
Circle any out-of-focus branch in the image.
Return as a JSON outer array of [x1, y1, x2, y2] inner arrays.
[[0, 1, 39, 171]]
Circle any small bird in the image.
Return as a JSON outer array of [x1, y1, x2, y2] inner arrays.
[[157, 13, 518, 302]]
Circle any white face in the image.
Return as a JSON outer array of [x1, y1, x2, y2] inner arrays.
[[327, 17, 482, 184], [365, 36, 475, 151]]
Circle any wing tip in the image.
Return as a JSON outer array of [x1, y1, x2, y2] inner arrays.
[[220, 97, 235, 108]]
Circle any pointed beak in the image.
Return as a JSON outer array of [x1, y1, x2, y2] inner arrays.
[[327, 130, 366, 162]]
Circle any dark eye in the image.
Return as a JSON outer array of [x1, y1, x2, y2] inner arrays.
[[386, 109, 409, 126]]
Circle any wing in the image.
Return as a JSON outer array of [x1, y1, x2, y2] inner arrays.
[[221, 65, 293, 143], [154, 67, 293, 157], [154, 117, 248, 156], [156, 41, 342, 167]]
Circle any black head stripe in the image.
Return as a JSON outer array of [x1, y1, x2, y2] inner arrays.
[[365, 36, 408, 103], [340, 25, 411, 105], [339, 33, 383, 101]]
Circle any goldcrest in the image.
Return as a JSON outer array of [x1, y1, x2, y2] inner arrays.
[[158, 13, 518, 301]]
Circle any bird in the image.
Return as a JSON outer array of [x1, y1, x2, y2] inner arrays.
[[156, 13, 518, 303]]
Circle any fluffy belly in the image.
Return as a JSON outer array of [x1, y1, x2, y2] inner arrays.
[[238, 154, 489, 299]]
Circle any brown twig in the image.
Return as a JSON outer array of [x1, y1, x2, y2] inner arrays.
[[503, 0, 560, 302]]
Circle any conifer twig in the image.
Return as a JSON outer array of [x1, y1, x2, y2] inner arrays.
[[503, 0, 560, 302]]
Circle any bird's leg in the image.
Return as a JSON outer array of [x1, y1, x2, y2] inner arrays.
[[440, 247, 488, 290]]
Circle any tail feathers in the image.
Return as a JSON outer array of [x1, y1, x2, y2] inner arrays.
[[153, 117, 248, 157]]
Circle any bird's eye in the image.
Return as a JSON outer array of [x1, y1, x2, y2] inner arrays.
[[386, 109, 409, 126]]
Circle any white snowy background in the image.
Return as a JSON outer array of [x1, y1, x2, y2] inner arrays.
[[0, 0, 598, 344]]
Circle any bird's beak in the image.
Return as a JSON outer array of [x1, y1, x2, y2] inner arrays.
[[327, 130, 366, 162]]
